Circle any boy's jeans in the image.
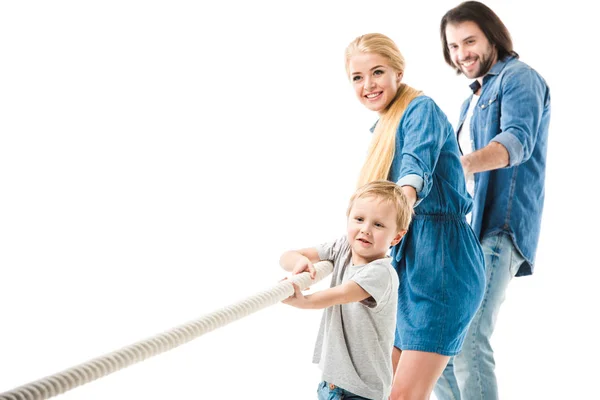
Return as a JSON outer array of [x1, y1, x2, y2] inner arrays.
[[434, 232, 524, 400], [317, 381, 371, 400]]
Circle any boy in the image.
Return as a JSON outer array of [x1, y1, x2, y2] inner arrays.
[[280, 180, 412, 400]]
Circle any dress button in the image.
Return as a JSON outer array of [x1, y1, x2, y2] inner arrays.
[[329, 383, 336, 390]]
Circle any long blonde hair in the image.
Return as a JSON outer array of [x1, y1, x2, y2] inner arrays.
[[345, 33, 423, 188]]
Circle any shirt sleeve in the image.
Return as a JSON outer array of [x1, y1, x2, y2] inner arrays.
[[396, 97, 449, 204], [351, 259, 397, 313], [492, 67, 549, 166], [316, 235, 349, 262]]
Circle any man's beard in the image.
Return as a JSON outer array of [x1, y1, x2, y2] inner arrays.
[[461, 48, 496, 79]]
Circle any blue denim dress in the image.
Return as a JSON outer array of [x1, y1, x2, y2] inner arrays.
[[387, 96, 485, 356]]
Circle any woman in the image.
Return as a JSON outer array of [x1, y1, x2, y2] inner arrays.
[[345, 33, 485, 400]]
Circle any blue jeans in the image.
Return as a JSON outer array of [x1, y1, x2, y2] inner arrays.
[[317, 381, 372, 400], [434, 232, 524, 400]]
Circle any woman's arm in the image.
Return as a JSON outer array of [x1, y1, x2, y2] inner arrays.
[[396, 98, 447, 206]]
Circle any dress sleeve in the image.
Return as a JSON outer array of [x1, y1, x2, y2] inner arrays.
[[396, 97, 449, 204]]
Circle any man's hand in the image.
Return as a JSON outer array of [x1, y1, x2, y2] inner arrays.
[[461, 154, 473, 176]]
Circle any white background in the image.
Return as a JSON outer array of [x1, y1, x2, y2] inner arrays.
[[1, 1, 597, 399]]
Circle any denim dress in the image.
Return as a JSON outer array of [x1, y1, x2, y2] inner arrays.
[[387, 96, 485, 356]]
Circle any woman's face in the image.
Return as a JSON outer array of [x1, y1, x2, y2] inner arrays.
[[348, 52, 403, 114]]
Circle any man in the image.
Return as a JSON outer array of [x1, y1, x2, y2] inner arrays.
[[434, 2, 551, 399]]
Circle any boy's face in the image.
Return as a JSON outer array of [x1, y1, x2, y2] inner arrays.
[[347, 196, 405, 265]]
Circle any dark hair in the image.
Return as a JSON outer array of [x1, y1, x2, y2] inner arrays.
[[440, 1, 518, 73]]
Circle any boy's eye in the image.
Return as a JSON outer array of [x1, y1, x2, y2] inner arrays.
[[355, 217, 364, 222], [375, 223, 384, 228]]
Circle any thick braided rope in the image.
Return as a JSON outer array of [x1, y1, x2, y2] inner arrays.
[[0, 261, 333, 400]]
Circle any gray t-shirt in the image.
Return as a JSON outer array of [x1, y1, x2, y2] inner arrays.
[[313, 236, 399, 400]]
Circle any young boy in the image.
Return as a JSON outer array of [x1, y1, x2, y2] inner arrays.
[[280, 180, 412, 400]]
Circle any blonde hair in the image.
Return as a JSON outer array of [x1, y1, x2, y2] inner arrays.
[[345, 33, 423, 188], [347, 180, 412, 231]]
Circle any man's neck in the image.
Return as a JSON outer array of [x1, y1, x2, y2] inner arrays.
[[475, 52, 500, 94]]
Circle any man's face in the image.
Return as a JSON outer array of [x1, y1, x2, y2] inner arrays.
[[445, 21, 498, 79]]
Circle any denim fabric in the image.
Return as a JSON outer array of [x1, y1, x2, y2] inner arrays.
[[433, 232, 524, 400], [456, 56, 551, 276], [389, 96, 473, 217], [317, 381, 372, 400], [387, 96, 485, 356]]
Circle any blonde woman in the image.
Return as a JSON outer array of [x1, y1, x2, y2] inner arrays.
[[346, 33, 485, 400]]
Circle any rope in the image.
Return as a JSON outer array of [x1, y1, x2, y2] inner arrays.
[[0, 261, 333, 400]]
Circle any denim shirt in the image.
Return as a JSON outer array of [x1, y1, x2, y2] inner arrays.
[[457, 56, 551, 276]]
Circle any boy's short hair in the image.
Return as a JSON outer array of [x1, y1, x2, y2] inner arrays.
[[347, 180, 413, 231]]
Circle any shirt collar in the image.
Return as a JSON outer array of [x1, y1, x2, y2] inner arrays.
[[468, 54, 517, 93]]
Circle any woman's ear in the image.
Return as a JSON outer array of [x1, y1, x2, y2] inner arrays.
[[397, 71, 404, 84]]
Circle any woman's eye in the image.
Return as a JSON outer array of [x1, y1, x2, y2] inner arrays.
[[373, 69, 384, 76], [353, 75, 362, 82]]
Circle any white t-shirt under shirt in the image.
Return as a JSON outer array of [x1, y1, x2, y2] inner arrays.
[[313, 236, 399, 400], [458, 93, 480, 198], [458, 94, 480, 223]]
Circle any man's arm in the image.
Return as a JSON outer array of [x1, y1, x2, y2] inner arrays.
[[471, 68, 548, 174], [461, 141, 509, 175], [283, 280, 370, 309]]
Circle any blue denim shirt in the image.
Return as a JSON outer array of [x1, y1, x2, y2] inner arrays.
[[457, 56, 551, 276]]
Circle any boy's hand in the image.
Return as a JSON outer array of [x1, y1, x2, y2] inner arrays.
[[282, 283, 309, 309], [292, 256, 316, 279]]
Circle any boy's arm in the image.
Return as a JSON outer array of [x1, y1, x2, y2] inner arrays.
[[283, 280, 370, 309], [279, 248, 321, 278]]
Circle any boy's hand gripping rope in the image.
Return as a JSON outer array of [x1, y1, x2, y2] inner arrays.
[[0, 261, 333, 400]]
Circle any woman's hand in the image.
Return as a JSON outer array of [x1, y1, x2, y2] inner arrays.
[[401, 185, 417, 208]]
